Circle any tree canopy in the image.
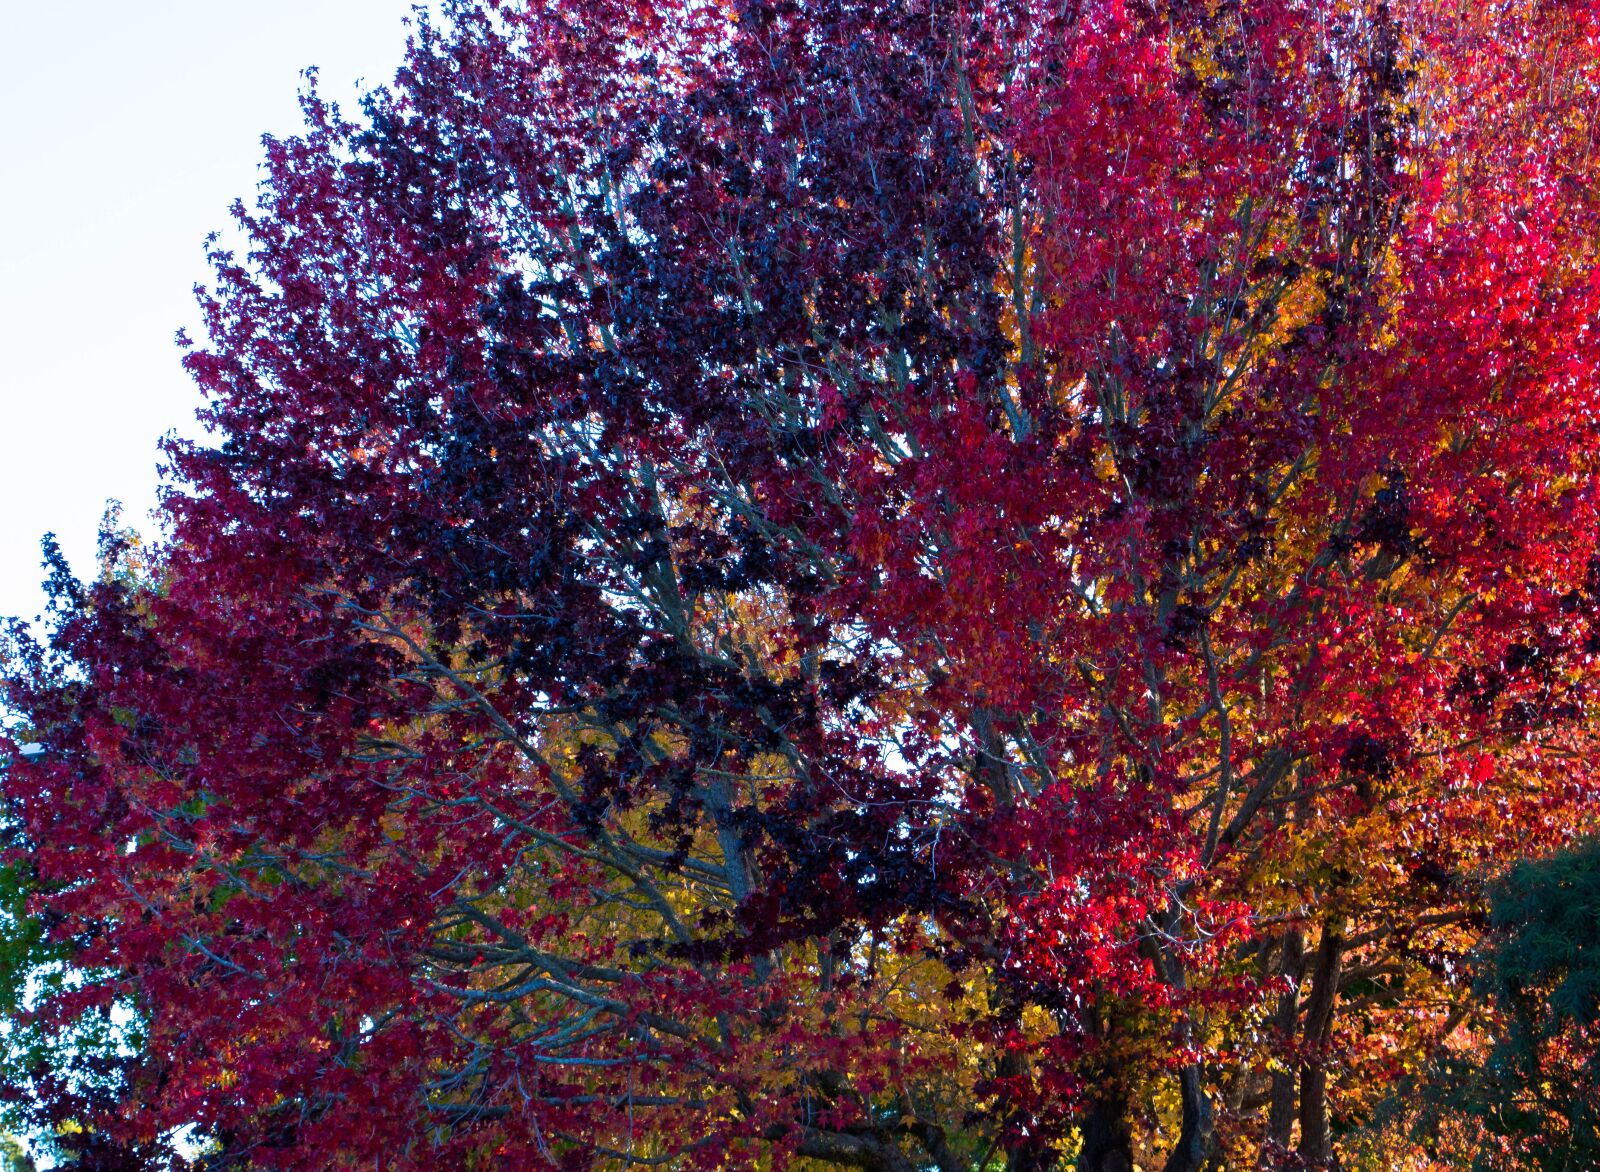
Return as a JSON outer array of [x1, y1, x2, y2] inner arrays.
[[7, 0, 1600, 1168]]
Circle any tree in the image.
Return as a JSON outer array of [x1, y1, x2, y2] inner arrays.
[[2, 526, 190, 1172], [0, 1135, 36, 1172], [7, 0, 1600, 1167], [1398, 839, 1600, 1171]]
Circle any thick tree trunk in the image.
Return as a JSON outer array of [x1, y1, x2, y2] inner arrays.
[[1006, 1138, 1061, 1172], [1076, 1091, 1134, 1172], [796, 1128, 920, 1171], [1262, 929, 1306, 1162], [1295, 921, 1346, 1169], [1139, 904, 1217, 1172], [1163, 1062, 1215, 1172]]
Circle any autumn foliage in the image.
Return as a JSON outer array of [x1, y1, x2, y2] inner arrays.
[[8, 0, 1600, 1167]]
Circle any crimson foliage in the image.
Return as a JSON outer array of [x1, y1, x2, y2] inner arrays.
[[9, 1, 1600, 1168]]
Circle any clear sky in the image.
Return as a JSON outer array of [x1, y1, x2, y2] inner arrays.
[[0, 0, 424, 626]]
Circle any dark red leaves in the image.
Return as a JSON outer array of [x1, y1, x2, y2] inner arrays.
[[7, 1, 1600, 1168]]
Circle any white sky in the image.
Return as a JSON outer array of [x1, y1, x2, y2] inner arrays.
[[0, 0, 424, 625]]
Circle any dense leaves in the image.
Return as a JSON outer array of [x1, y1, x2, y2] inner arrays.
[[7, 0, 1600, 1167], [1404, 840, 1600, 1170]]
